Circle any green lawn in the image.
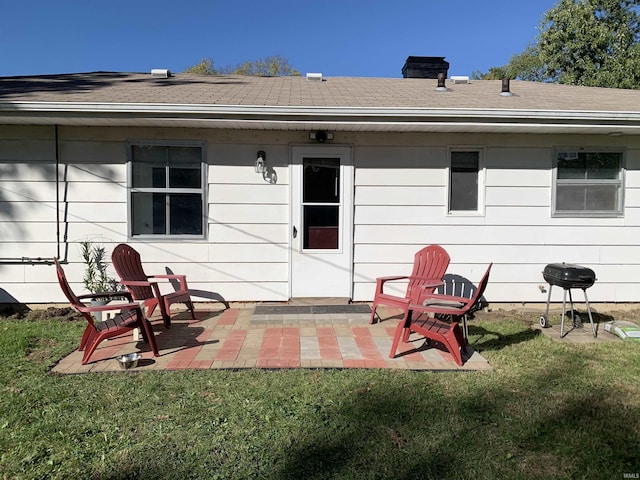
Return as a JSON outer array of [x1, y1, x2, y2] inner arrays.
[[1, 313, 639, 479]]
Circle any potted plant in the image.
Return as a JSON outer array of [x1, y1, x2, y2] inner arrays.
[[80, 240, 122, 320]]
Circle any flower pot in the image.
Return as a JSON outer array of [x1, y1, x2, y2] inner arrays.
[[90, 299, 109, 322]]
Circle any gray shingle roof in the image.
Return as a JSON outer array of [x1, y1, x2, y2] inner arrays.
[[1, 71, 639, 110], [1, 71, 639, 133]]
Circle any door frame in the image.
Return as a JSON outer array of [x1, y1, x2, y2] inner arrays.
[[289, 145, 354, 299]]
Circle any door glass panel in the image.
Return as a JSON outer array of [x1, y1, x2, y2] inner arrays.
[[302, 157, 340, 250], [304, 206, 339, 249], [303, 158, 340, 202]]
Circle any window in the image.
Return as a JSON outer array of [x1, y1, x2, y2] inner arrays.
[[449, 150, 482, 213], [553, 150, 623, 216], [129, 143, 205, 237], [302, 157, 340, 249]]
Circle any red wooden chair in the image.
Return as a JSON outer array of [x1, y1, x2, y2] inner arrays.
[[389, 263, 492, 366], [111, 244, 195, 328], [54, 258, 159, 365], [370, 245, 450, 324]]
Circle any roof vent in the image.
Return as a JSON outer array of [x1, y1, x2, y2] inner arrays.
[[450, 75, 470, 84], [500, 78, 513, 96], [151, 69, 171, 78], [435, 72, 448, 92], [306, 72, 323, 81]]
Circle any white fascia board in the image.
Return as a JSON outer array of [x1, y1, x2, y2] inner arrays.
[[2, 101, 640, 128], [3, 101, 640, 119]]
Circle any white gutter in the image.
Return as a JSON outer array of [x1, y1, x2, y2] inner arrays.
[[1, 102, 639, 135], [3, 101, 640, 122]]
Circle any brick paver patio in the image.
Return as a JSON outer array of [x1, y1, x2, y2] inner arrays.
[[51, 304, 493, 374]]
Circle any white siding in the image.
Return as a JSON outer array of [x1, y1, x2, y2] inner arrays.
[[0, 127, 60, 303], [0, 126, 292, 303], [1, 126, 640, 307], [352, 140, 640, 304]]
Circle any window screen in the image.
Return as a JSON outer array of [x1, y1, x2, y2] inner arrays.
[[449, 151, 479, 212], [130, 145, 205, 236]]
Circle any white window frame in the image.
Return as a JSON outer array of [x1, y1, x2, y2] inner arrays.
[[127, 140, 207, 239], [552, 148, 624, 218], [447, 147, 485, 216]]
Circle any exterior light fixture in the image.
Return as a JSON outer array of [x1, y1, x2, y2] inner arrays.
[[255, 150, 266, 173], [309, 130, 334, 142], [254, 150, 277, 184]]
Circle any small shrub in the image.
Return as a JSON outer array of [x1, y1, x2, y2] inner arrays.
[[79, 240, 121, 295]]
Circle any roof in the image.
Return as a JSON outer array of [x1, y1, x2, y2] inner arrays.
[[1, 71, 640, 134]]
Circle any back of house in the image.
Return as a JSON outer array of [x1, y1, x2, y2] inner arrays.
[[1, 57, 639, 308]]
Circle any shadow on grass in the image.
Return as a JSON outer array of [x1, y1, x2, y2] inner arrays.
[[265, 361, 640, 480], [11, 313, 639, 479], [468, 324, 542, 352]]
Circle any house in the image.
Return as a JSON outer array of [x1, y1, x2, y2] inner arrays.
[[1, 57, 640, 307]]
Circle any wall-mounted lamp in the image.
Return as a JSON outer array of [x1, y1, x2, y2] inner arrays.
[[309, 130, 334, 143], [255, 150, 266, 173], [254, 150, 278, 184]]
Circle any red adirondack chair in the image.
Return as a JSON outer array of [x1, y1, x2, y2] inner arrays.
[[370, 245, 450, 324], [111, 244, 195, 328], [389, 263, 493, 366], [54, 257, 159, 365]]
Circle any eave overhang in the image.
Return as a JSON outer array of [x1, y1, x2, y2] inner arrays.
[[1, 101, 639, 135]]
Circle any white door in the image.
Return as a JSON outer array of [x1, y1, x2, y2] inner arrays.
[[290, 146, 353, 298]]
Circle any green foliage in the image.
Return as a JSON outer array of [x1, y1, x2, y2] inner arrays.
[[539, 0, 640, 87], [183, 58, 217, 75], [183, 55, 300, 77], [473, 45, 546, 81], [477, 0, 640, 89], [1, 315, 639, 479], [229, 55, 300, 77], [79, 240, 119, 295]]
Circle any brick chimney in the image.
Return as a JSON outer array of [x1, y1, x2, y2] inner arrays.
[[402, 56, 450, 79]]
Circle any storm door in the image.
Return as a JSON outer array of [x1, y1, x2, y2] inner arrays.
[[290, 146, 353, 298]]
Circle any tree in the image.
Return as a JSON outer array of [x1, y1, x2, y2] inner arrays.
[[183, 55, 300, 76], [472, 45, 546, 81], [539, 0, 640, 87], [228, 55, 300, 76], [183, 58, 217, 75], [475, 0, 640, 89]]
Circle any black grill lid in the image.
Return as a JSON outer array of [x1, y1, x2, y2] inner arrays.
[[543, 263, 596, 289]]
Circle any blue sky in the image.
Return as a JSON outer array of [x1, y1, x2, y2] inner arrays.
[[1, 0, 559, 78]]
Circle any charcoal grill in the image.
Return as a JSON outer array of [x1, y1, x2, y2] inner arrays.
[[540, 263, 597, 337]]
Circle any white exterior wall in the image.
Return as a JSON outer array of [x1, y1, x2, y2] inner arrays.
[[1, 126, 639, 306], [207, 142, 290, 301], [352, 134, 640, 304], [0, 126, 294, 304]]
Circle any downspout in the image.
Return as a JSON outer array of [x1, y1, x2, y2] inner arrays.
[[54, 124, 68, 263], [55, 124, 60, 260]]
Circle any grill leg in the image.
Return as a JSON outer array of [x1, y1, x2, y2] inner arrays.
[[567, 289, 577, 327], [543, 285, 552, 320], [539, 285, 553, 328], [560, 288, 568, 338], [582, 289, 597, 337]]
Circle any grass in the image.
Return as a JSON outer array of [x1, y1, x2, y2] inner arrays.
[[1, 311, 639, 479]]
